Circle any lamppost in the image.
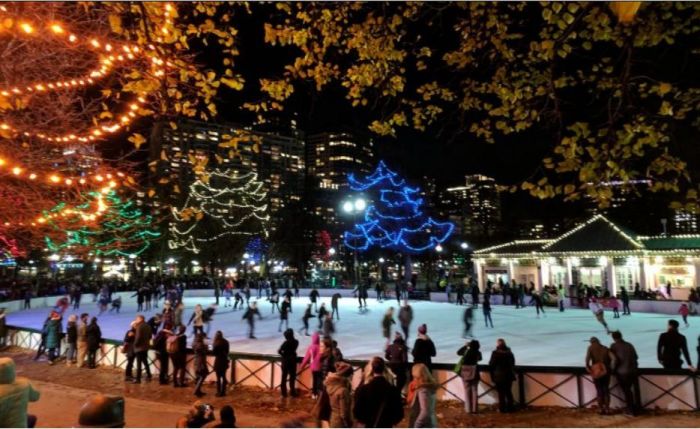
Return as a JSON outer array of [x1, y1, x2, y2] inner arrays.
[[342, 197, 366, 286]]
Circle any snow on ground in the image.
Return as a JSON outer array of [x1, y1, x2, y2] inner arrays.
[[6, 294, 699, 367]]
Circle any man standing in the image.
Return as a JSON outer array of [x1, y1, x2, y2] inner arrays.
[[621, 287, 631, 315], [657, 319, 694, 370], [352, 357, 403, 428], [133, 315, 152, 383], [77, 313, 89, 368], [610, 331, 639, 416]]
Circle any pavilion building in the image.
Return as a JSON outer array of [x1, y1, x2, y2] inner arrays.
[[473, 214, 700, 299]]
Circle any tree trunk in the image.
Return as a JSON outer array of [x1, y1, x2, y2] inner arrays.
[[403, 254, 412, 288]]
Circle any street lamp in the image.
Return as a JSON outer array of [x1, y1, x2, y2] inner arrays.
[[342, 196, 366, 286], [435, 244, 443, 253], [460, 242, 469, 250], [328, 247, 336, 256]]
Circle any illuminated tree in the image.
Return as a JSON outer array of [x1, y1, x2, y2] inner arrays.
[[312, 230, 332, 262], [43, 189, 160, 257], [343, 161, 454, 281], [169, 169, 269, 255]]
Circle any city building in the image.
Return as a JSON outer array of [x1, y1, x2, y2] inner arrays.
[[149, 119, 305, 228], [305, 131, 375, 232], [473, 214, 700, 300], [443, 174, 501, 239], [673, 209, 699, 234]]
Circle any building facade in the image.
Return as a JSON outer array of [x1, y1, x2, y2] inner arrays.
[[443, 174, 501, 239], [473, 214, 700, 300]]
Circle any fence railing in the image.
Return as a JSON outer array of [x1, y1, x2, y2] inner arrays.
[[5, 325, 699, 411]]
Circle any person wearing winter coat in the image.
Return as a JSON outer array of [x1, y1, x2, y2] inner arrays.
[[322, 313, 336, 339], [325, 361, 354, 428], [242, 302, 262, 339], [300, 304, 314, 336], [279, 297, 291, 332], [331, 293, 341, 320], [122, 323, 137, 382], [154, 327, 172, 385], [309, 288, 320, 312], [353, 357, 404, 428], [317, 303, 329, 329], [398, 300, 413, 342], [385, 332, 408, 393], [382, 308, 396, 346], [212, 331, 230, 397], [0, 357, 40, 428], [45, 312, 63, 365], [489, 338, 516, 413], [64, 314, 78, 365], [170, 325, 188, 388], [278, 328, 299, 397], [585, 336, 614, 414], [86, 317, 102, 369], [131, 315, 152, 383], [77, 313, 89, 368], [193, 333, 209, 397], [657, 319, 693, 369], [408, 363, 438, 428], [483, 296, 493, 328], [412, 324, 436, 370], [457, 340, 482, 414], [188, 304, 205, 336], [174, 302, 185, 327], [300, 331, 323, 399], [610, 331, 639, 416], [0, 308, 6, 349]]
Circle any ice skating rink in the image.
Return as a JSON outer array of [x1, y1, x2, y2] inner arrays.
[[6, 294, 698, 367]]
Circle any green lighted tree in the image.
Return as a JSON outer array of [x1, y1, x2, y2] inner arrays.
[[43, 190, 160, 257]]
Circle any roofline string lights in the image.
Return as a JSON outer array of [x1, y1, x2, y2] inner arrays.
[[0, 156, 126, 188], [0, 3, 175, 144], [343, 161, 455, 254]]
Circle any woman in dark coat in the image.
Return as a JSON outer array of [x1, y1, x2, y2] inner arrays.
[[170, 325, 188, 388], [193, 333, 209, 397], [489, 338, 516, 413], [86, 317, 102, 368], [278, 328, 299, 398], [45, 312, 63, 364], [212, 331, 230, 397]]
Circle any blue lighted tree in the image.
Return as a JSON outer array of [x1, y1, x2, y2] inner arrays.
[[343, 161, 454, 283]]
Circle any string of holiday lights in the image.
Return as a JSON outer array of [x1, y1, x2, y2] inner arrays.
[[169, 169, 270, 254], [343, 161, 454, 254], [0, 156, 126, 188]]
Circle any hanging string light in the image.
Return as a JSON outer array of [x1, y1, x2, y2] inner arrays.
[[0, 156, 126, 188]]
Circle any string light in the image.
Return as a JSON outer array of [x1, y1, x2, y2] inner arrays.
[[169, 169, 270, 254], [343, 161, 454, 254], [0, 155, 126, 188]]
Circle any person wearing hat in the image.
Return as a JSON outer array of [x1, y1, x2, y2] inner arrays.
[[585, 336, 614, 415], [325, 361, 354, 428], [0, 357, 40, 428], [457, 340, 482, 414], [77, 394, 125, 428], [278, 328, 299, 398], [488, 338, 516, 413], [412, 324, 436, 371]]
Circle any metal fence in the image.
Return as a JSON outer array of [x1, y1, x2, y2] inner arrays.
[[5, 325, 699, 411]]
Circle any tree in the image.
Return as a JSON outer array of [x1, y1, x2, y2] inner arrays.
[[343, 161, 454, 282], [311, 230, 332, 262], [42, 189, 160, 257], [257, 2, 700, 210], [168, 169, 269, 255]]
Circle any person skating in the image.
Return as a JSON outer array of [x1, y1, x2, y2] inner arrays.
[[192, 333, 209, 397], [398, 300, 413, 342], [283, 287, 294, 305], [309, 288, 320, 312], [585, 336, 613, 415], [483, 296, 494, 328], [279, 297, 291, 332], [86, 317, 102, 369], [278, 328, 299, 398], [212, 331, 230, 397], [471, 283, 479, 308], [381, 307, 396, 347], [385, 332, 408, 394], [657, 319, 694, 370], [375, 282, 384, 303], [132, 288, 145, 312], [589, 297, 610, 334], [457, 340, 482, 414], [223, 285, 233, 307], [202, 304, 217, 337], [270, 290, 280, 314], [679, 302, 690, 327], [621, 287, 631, 315], [188, 304, 205, 336], [489, 338, 516, 413], [463, 306, 474, 338], [609, 331, 639, 416], [322, 313, 335, 339], [331, 293, 341, 320], [531, 291, 546, 318], [242, 302, 262, 339], [412, 324, 436, 371], [557, 285, 566, 312], [300, 304, 315, 336], [132, 315, 152, 382], [233, 291, 243, 311], [300, 332, 322, 400], [317, 302, 329, 329], [608, 295, 620, 319], [109, 296, 122, 313]]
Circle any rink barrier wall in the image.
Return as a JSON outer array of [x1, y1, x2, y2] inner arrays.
[[5, 325, 699, 411]]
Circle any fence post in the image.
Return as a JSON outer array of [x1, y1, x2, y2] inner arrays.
[[230, 355, 236, 386], [270, 357, 275, 390], [576, 374, 583, 408], [518, 369, 525, 407], [693, 374, 699, 411]]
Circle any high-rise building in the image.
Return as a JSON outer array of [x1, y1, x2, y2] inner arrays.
[[444, 174, 501, 238], [150, 119, 305, 228], [305, 131, 375, 231], [673, 209, 699, 234]]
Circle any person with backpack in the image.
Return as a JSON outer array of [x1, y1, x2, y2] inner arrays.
[[457, 340, 482, 414], [169, 325, 188, 388], [278, 328, 299, 398], [212, 331, 230, 397], [585, 336, 615, 415]]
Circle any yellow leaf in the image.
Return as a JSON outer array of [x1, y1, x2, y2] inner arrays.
[[195, 211, 204, 221], [128, 133, 147, 149], [147, 189, 156, 198], [221, 77, 244, 90], [658, 82, 672, 96]]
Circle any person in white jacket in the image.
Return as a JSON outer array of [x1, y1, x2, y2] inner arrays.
[[0, 357, 40, 428]]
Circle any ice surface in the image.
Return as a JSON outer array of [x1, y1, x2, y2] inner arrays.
[[6, 294, 698, 368]]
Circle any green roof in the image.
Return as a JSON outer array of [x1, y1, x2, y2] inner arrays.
[[639, 236, 700, 250]]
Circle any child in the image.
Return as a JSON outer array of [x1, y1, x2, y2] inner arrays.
[[679, 302, 690, 327], [608, 295, 620, 319], [233, 291, 243, 310], [109, 296, 122, 313]]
